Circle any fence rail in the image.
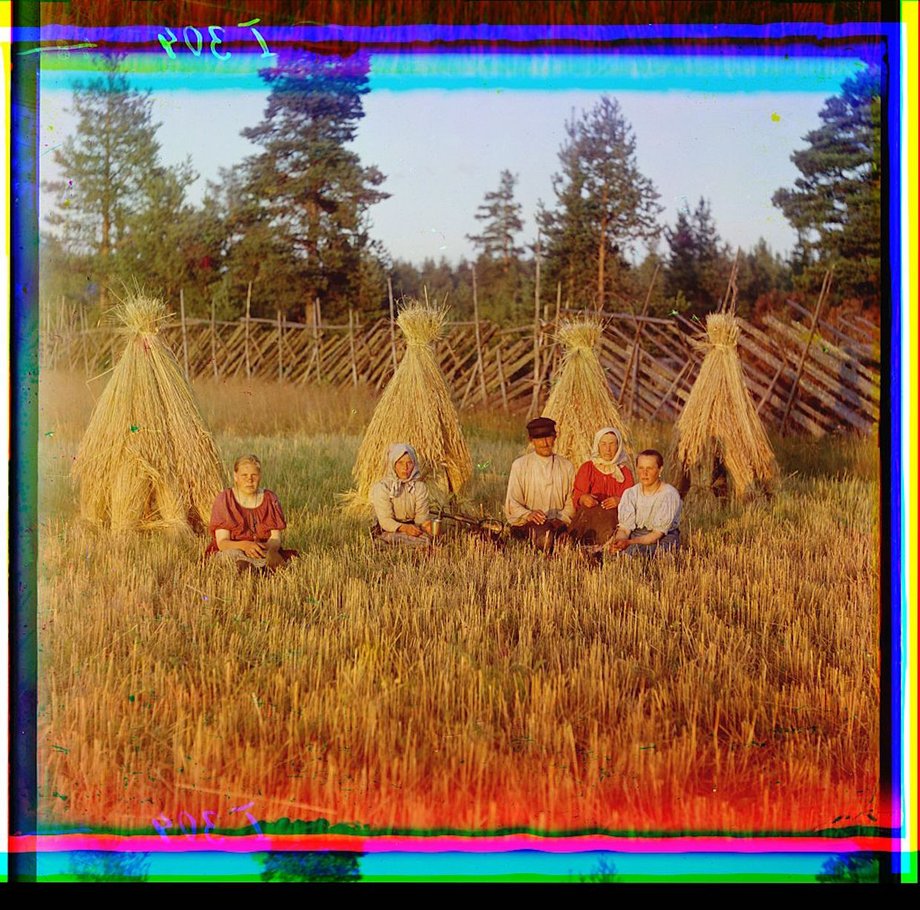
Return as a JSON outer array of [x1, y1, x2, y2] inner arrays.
[[39, 306, 881, 437]]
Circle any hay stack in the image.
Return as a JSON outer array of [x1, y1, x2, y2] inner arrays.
[[541, 318, 631, 467], [673, 312, 777, 499], [343, 298, 472, 515], [73, 291, 226, 533]]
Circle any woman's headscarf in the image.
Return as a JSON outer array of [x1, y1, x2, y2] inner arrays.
[[590, 427, 630, 481], [383, 442, 421, 497]]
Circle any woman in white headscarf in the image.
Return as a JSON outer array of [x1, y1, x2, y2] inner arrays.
[[370, 443, 434, 547], [568, 426, 634, 546]]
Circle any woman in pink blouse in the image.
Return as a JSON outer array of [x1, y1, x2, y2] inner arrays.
[[205, 454, 298, 571], [568, 427, 634, 547]]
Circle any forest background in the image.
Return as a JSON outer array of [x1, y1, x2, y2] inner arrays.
[[38, 45, 882, 331]]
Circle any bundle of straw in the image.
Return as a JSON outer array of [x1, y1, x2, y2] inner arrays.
[[73, 291, 226, 533], [541, 318, 631, 467], [673, 312, 777, 498], [343, 298, 472, 516], [342, 299, 473, 517]]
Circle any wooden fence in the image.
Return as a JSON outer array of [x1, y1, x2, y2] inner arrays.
[[39, 303, 880, 437]]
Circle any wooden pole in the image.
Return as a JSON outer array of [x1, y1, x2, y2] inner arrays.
[[458, 357, 481, 410], [471, 265, 488, 403], [757, 351, 789, 417], [67, 308, 78, 371], [314, 298, 323, 382], [551, 281, 563, 375], [58, 295, 71, 368], [628, 346, 641, 418], [245, 281, 252, 379], [719, 250, 741, 314], [495, 347, 509, 412], [348, 308, 358, 385], [179, 288, 189, 379], [277, 309, 284, 381], [210, 297, 218, 379], [649, 361, 691, 421], [780, 269, 833, 434], [55, 302, 63, 367], [618, 263, 659, 404], [79, 306, 89, 374], [56, 297, 63, 366], [529, 232, 542, 417], [387, 276, 397, 376], [66, 303, 74, 370]]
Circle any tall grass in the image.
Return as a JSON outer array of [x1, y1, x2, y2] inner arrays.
[[37, 371, 880, 834]]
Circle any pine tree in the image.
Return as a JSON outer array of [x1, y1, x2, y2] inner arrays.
[[230, 52, 389, 319], [43, 54, 177, 309], [538, 96, 662, 310], [467, 170, 524, 269], [772, 64, 881, 304]]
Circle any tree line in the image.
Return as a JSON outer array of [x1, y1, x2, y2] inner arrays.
[[42, 52, 881, 328]]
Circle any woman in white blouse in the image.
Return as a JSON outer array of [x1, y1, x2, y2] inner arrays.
[[608, 449, 682, 555]]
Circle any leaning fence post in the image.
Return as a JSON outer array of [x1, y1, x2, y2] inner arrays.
[[277, 309, 284, 382], [471, 265, 488, 404], [79, 306, 89, 374], [529, 232, 542, 418], [245, 281, 252, 379], [179, 288, 190, 379], [348, 307, 358, 386], [780, 269, 832, 435], [618, 263, 658, 405], [314, 298, 323, 382], [496, 347, 509, 412], [387, 276, 397, 377], [551, 281, 562, 376], [210, 297, 218, 379]]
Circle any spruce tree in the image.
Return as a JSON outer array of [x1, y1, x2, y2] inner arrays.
[[664, 197, 732, 315], [736, 238, 792, 317]]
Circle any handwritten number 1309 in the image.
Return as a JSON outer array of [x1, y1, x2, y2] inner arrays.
[[158, 18, 275, 60], [151, 807, 263, 841]]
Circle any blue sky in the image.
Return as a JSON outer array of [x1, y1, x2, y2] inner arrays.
[[38, 51, 869, 265]]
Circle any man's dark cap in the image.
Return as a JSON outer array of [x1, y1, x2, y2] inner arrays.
[[526, 417, 557, 439]]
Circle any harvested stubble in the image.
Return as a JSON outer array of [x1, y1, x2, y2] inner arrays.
[[38, 375, 880, 834], [37, 469, 880, 834], [673, 313, 777, 500], [343, 300, 472, 515], [73, 292, 226, 533], [542, 318, 631, 466]]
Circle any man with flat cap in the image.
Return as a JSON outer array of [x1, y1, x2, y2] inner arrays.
[[504, 417, 576, 552]]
